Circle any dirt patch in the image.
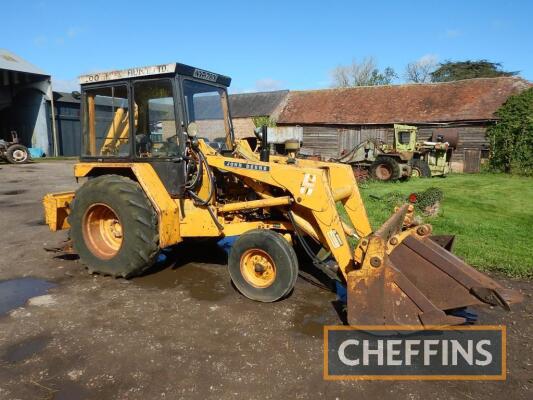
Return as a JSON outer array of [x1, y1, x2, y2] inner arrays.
[[26, 218, 47, 226], [0, 162, 531, 400]]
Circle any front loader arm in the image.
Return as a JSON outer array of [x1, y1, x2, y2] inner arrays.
[[206, 152, 363, 277], [207, 147, 523, 327]]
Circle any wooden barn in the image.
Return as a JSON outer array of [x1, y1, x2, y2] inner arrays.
[[276, 77, 531, 172]]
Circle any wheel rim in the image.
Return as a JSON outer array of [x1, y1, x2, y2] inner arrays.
[[411, 167, 421, 178], [83, 203, 123, 259], [375, 164, 392, 180], [240, 249, 277, 288], [12, 149, 27, 162]]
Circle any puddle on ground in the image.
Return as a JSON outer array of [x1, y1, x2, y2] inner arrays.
[[0, 277, 57, 315], [2, 335, 51, 363], [291, 303, 336, 338], [1, 189, 26, 195], [53, 381, 92, 400], [133, 264, 228, 301]]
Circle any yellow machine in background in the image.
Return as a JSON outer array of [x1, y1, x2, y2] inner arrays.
[[43, 63, 521, 326]]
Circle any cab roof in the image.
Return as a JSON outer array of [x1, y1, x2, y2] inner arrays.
[[79, 62, 231, 87]]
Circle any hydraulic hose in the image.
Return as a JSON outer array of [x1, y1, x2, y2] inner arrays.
[[185, 146, 223, 231]]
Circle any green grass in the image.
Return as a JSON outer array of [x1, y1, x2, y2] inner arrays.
[[31, 156, 79, 162], [352, 173, 533, 279]]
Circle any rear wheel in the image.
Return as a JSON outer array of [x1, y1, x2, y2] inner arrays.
[[228, 229, 298, 302], [69, 175, 159, 278], [6, 144, 29, 164], [370, 157, 400, 181], [410, 159, 431, 178]]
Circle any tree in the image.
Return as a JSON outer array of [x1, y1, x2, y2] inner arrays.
[[252, 116, 276, 128], [486, 88, 533, 175], [430, 60, 518, 82], [331, 57, 397, 87], [405, 56, 438, 83]]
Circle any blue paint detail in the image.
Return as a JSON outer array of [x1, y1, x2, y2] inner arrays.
[[335, 281, 347, 304], [156, 252, 167, 264], [153, 248, 175, 267], [448, 307, 478, 324], [28, 148, 44, 158], [217, 236, 239, 255]]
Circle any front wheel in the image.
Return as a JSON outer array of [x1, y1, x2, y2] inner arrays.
[[228, 230, 298, 302], [410, 159, 431, 178], [6, 144, 29, 164]]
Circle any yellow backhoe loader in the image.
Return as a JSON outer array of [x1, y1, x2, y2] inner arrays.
[[43, 63, 522, 326]]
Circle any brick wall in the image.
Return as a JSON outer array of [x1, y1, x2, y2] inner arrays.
[[232, 117, 256, 139]]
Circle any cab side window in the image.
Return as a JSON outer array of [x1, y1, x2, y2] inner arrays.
[[83, 85, 129, 156], [133, 79, 178, 158]]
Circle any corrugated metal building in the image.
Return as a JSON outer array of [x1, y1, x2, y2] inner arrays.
[[277, 77, 531, 171], [51, 92, 81, 156], [0, 49, 54, 155], [229, 90, 289, 138]]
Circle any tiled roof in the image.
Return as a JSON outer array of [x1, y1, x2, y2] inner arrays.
[[277, 77, 531, 125]]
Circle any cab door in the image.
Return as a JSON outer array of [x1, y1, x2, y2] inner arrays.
[[131, 78, 186, 198]]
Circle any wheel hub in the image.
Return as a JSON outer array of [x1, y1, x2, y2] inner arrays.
[[240, 249, 276, 288], [375, 164, 392, 180], [12, 149, 27, 162], [82, 203, 123, 259]]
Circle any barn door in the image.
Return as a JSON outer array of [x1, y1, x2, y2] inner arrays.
[[463, 148, 481, 173]]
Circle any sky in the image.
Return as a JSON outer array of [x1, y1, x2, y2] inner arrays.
[[2, 0, 532, 93]]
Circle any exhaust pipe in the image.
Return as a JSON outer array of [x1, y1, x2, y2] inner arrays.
[[260, 125, 270, 162]]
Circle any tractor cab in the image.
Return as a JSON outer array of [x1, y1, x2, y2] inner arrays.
[[392, 124, 417, 153], [79, 63, 234, 196]]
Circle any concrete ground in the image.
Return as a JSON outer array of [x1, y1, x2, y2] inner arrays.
[[0, 161, 531, 400]]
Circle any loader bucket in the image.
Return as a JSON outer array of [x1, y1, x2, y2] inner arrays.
[[346, 205, 523, 326]]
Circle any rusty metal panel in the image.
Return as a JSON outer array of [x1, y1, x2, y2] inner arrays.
[[432, 128, 459, 148], [266, 126, 303, 144]]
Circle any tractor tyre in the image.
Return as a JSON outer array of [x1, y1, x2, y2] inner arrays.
[[69, 174, 159, 278], [6, 144, 29, 164], [370, 156, 401, 181], [228, 229, 298, 302], [410, 159, 432, 178]]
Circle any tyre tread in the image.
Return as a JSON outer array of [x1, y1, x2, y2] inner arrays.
[[69, 174, 159, 278]]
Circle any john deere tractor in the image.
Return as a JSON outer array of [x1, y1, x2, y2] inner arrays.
[[43, 62, 520, 326]]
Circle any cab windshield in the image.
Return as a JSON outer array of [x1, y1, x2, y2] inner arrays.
[[182, 79, 232, 150]]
